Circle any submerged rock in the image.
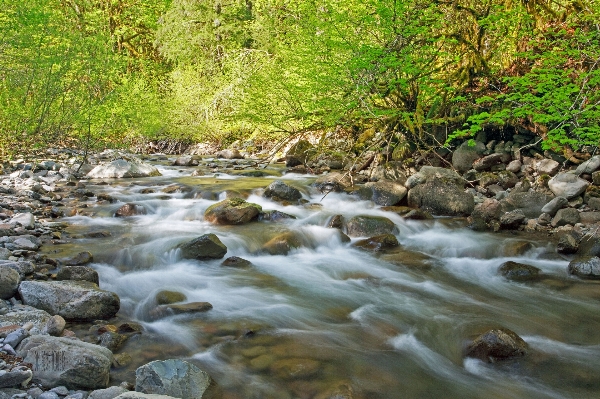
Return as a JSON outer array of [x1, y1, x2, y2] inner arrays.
[[115, 203, 147, 217], [262, 232, 304, 255], [178, 233, 227, 260], [135, 359, 213, 398], [498, 261, 541, 281], [221, 256, 252, 268], [465, 328, 528, 362], [204, 198, 261, 225], [352, 234, 399, 252], [19, 280, 120, 321], [155, 290, 187, 305], [17, 335, 113, 390]]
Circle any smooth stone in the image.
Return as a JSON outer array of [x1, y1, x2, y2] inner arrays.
[[155, 290, 187, 305], [115, 203, 147, 217], [568, 256, 600, 279], [59, 252, 94, 266], [0, 367, 32, 389], [575, 155, 600, 175], [220, 256, 252, 268], [88, 387, 129, 399], [19, 280, 120, 321], [87, 159, 161, 179], [204, 198, 261, 225], [9, 213, 35, 229], [17, 335, 112, 390], [263, 180, 302, 202], [43, 315, 66, 336], [364, 180, 407, 206], [541, 197, 568, 216], [0, 266, 20, 299], [498, 261, 541, 281], [344, 215, 399, 237], [115, 393, 178, 399], [548, 173, 590, 199], [178, 233, 227, 260], [135, 359, 213, 398], [407, 180, 475, 216], [535, 158, 560, 175], [465, 328, 527, 362], [56, 266, 99, 284]]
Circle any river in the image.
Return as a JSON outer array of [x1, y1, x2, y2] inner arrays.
[[45, 158, 600, 399]]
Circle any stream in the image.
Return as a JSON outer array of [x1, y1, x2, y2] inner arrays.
[[44, 158, 600, 399]]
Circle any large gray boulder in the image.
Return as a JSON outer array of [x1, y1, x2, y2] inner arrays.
[[9, 213, 35, 229], [452, 141, 486, 173], [204, 198, 261, 225], [87, 159, 161, 179], [19, 281, 119, 321], [500, 191, 554, 218], [568, 256, 600, 279], [0, 260, 34, 278], [407, 180, 474, 216], [0, 305, 51, 333], [344, 215, 399, 237], [575, 155, 600, 175], [178, 234, 227, 260], [364, 180, 407, 206], [548, 173, 590, 199], [405, 166, 466, 189], [135, 359, 213, 398], [534, 159, 560, 176], [56, 266, 99, 285], [263, 180, 302, 202], [17, 336, 112, 390], [551, 208, 580, 227], [0, 265, 20, 299]]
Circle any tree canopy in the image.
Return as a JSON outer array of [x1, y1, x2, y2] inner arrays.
[[1, 0, 598, 159]]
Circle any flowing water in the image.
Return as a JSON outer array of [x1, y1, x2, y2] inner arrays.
[[45, 159, 600, 399]]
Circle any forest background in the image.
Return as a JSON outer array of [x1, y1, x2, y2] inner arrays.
[[1, 0, 599, 160]]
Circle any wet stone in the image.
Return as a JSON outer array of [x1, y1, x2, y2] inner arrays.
[[352, 234, 399, 252], [155, 290, 187, 305], [221, 256, 252, 268], [498, 261, 541, 282], [568, 256, 600, 279], [465, 328, 528, 362]]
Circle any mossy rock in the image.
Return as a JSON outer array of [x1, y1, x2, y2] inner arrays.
[[205, 198, 262, 225], [155, 290, 187, 305]]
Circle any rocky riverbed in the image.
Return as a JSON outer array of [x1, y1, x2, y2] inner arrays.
[[1, 141, 600, 399]]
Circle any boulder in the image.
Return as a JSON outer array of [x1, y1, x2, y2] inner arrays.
[[498, 261, 541, 281], [500, 191, 554, 218], [285, 140, 313, 166], [352, 234, 399, 252], [135, 359, 213, 398], [465, 328, 528, 362], [87, 159, 161, 179], [548, 173, 590, 199], [551, 208, 580, 227], [452, 141, 486, 173], [204, 198, 261, 225], [541, 197, 568, 216], [155, 290, 186, 305], [17, 335, 112, 389], [344, 216, 399, 237], [499, 210, 526, 229], [0, 265, 20, 299], [9, 213, 35, 229], [221, 256, 252, 268], [178, 234, 227, 260], [43, 315, 66, 337], [568, 256, 600, 279], [313, 172, 352, 193], [262, 232, 304, 255], [405, 166, 466, 189], [19, 281, 120, 321], [471, 199, 504, 224], [172, 156, 198, 166], [263, 180, 302, 202], [575, 155, 600, 175], [115, 204, 147, 217], [60, 252, 94, 266], [56, 266, 99, 285], [556, 232, 579, 254], [407, 180, 474, 216], [364, 180, 407, 206], [0, 305, 51, 333], [216, 149, 243, 159], [0, 367, 32, 389], [506, 160, 522, 173], [472, 153, 504, 171], [535, 159, 560, 176], [370, 162, 408, 183]]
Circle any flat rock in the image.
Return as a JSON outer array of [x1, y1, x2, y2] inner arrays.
[[548, 173, 590, 199], [88, 386, 128, 399], [17, 335, 112, 390], [19, 280, 120, 321], [56, 266, 99, 284], [535, 159, 560, 175], [135, 359, 213, 398], [352, 234, 399, 252], [87, 159, 161, 179]]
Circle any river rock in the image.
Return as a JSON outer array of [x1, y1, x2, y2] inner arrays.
[[551, 208, 580, 227], [259, 210, 297, 222], [506, 160, 522, 173], [499, 210, 526, 229], [548, 173, 590, 199], [43, 315, 66, 336], [313, 172, 352, 193], [172, 156, 198, 167], [115, 394, 179, 399], [60, 252, 94, 266], [0, 367, 32, 389], [0, 305, 51, 333], [56, 266, 99, 284], [19, 280, 120, 321], [270, 358, 321, 380], [568, 256, 600, 279], [9, 213, 35, 229], [575, 155, 600, 175], [352, 234, 399, 252], [344, 215, 398, 237], [88, 386, 128, 399], [97, 331, 128, 352], [216, 149, 243, 159], [87, 159, 161, 179], [407, 180, 474, 216], [285, 140, 313, 166], [221, 256, 252, 268], [405, 166, 466, 189], [500, 191, 554, 218], [262, 232, 304, 255], [541, 197, 568, 216], [588, 197, 600, 211], [472, 153, 504, 171], [478, 170, 519, 190], [115, 203, 147, 217], [204, 198, 261, 225], [556, 232, 579, 254], [0, 248, 10, 260], [364, 180, 407, 206], [17, 335, 112, 389], [3, 328, 29, 348], [178, 234, 227, 260], [498, 261, 541, 281], [263, 180, 302, 202], [593, 171, 600, 185], [535, 159, 560, 176], [465, 328, 528, 362], [0, 266, 20, 299], [135, 359, 213, 398], [155, 290, 187, 305], [452, 141, 486, 173], [577, 231, 600, 256]]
